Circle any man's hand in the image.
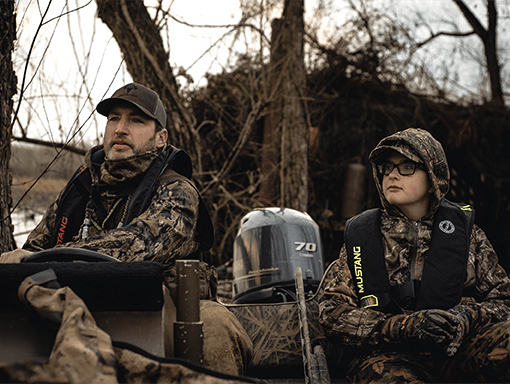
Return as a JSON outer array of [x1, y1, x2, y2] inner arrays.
[[383, 309, 466, 356], [0, 249, 33, 263]]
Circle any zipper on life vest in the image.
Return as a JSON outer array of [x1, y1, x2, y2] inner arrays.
[[410, 221, 419, 281]]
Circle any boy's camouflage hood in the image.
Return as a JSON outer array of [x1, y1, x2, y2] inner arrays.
[[369, 128, 450, 218]]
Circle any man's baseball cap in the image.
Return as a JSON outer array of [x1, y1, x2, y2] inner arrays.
[[96, 83, 167, 128]]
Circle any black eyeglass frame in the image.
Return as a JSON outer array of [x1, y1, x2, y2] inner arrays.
[[377, 161, 424, 176]]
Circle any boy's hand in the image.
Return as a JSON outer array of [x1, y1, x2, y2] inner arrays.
[[448, 304, 490, 333], [383, 309, 465, 356]]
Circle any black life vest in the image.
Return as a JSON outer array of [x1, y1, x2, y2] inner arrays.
[[49, 147, 213, 255], [345, 199, 474, 313]]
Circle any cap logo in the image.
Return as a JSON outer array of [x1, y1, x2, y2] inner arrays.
[[124, 84, 137, 95], [439, 220, 455, 234]]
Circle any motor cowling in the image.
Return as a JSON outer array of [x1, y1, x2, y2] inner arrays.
[[232, 207, 325, 304]]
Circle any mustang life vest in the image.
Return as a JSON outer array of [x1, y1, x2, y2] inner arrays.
[[345, 199, 474, 313], [49, 147, 213, 255]]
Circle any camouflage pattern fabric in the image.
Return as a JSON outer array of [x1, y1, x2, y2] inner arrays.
[[319, 128, 510, 381], [369, 127, 450, 217], [24, 147, 201, 278], [226, 297, 326, 368], [347, 350, 437, 384], [225, 261, 343, 373], [443, 319, 510, 382], [0, 271, 117, 383], [0, 272, 257, 384], [201, 300, 253, 376], [20, 147, 253, 376], [114, 347, 256, 384], [347, 320, 510, 383]]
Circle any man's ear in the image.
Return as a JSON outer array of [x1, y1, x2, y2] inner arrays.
[[156, 129, 168, 148]]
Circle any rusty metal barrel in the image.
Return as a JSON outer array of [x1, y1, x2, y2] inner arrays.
[[174, 260, 203, 364]]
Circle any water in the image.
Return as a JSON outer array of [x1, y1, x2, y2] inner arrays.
[[11, 209, 43, 248]]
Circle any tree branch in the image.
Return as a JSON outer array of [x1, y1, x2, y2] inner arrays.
[[453, 0, 488, 40], [201, 99, 263, 194], [163, 10, 270, 44], [416, 30, 475, 48], [12, 136, 87, 156]]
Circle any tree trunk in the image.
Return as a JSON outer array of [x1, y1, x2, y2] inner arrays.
[[260, 0, 308, 211], [484, 0, 504, 107], [0, 0, 17, 251], [453, 0, 504, 107], [96, 0, 202, 173]]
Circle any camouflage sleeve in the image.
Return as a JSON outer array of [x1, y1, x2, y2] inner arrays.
[[465, 224, 510, 321], [23, 191, 63, 252], [319, 244, 394, 348], [57, 178, 200, 274]]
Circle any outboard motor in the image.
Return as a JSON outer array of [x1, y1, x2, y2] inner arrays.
[[232, 207, 325, 304]]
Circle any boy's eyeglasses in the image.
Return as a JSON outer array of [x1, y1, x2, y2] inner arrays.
[[378, 162, 423, 176]]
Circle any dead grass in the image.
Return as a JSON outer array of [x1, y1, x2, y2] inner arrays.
[[10, 143, 83, 212], [11, 176, 67, 212]]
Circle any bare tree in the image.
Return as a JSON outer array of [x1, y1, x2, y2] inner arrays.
[[312, 0, 508, 106], [260, 0, 308, 211], [0, 0, 17, 252], [9, 0, 508, 265], [96, 0, 203, 172], [414, 0, 505, 106], [454, 0, 504, 106]]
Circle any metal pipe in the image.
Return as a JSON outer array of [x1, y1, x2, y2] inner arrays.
[[174, 260, 203, 365]]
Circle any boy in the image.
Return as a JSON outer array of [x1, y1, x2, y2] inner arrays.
[[319, 128, 510, 382]]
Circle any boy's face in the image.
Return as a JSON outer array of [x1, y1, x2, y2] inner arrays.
[[381, 152, 432, 220]]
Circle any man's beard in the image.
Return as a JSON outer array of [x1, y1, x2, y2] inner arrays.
[[104, 134, 157, 160]]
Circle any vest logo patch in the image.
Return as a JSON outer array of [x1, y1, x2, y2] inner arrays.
[[353, 246, 364, 294], [439, 220, 455, 234], [56, 216, 68, 245]]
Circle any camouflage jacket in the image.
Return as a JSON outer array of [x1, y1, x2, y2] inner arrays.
[[319, 128, 510, 348], [23, 146, 203, 278]]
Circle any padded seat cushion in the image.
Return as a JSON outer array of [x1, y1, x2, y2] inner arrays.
[[0, 261, 164, 312]]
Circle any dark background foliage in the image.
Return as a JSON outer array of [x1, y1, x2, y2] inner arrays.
[[190, 51, 510, 272]]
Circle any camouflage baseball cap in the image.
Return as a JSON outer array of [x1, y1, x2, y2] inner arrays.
[[96, 83, 167, 128]]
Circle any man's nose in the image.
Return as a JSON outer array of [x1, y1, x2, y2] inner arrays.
[[115, 117, 129, 134]]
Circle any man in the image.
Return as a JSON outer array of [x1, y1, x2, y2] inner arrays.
[[319, 128, 510, 382], [1, 83, 252, 376]]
